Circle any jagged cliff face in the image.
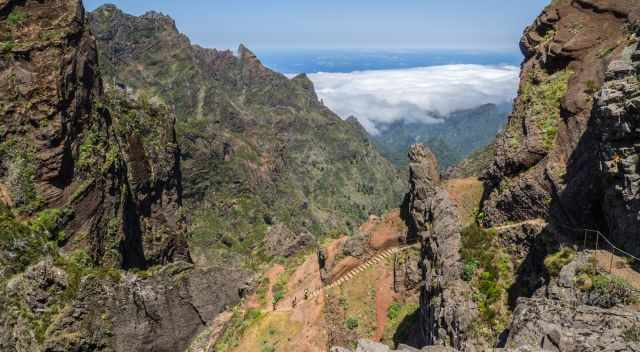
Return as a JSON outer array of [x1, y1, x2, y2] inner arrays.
[[0, 0, 188, 268], [0, 1, 249, 350], [402, 145, 479, 350], [403, 1, 640, 351], [482, 0, 640, 256], [88, 5, 405, 266], [596, 27, 640, 256]]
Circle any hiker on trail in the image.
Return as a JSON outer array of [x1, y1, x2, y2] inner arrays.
[[304, 289, 309, 300], [292, 296, 297, 308]]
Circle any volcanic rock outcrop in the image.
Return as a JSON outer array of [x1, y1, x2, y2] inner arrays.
[[405, 1, 640, 351], [402, 144, 479, 350], [483, 0, 640, 254], [0, 1, 251, 350]]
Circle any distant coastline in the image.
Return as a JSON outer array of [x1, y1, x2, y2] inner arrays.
[[255, 48, 522, 74]]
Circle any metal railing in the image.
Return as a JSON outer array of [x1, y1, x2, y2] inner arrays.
[[581, 228, 640, 273]]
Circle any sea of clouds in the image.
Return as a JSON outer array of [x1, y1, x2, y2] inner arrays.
[[307, 64, 520, 134]]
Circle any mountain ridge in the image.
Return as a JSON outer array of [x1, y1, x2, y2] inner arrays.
[[88, 5, 405, 268]]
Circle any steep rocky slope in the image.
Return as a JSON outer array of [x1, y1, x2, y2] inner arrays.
[[402, 1, 640, 351], [0, 1, 250, 350], [483, 0, 640, 253], [0, 0, 188, 269], [87, 5, 405, 267]]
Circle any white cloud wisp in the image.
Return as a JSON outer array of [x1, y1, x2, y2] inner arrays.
[[307, 64, 520, 134]]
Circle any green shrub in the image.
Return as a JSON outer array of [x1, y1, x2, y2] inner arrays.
[[271, 272, 288, 307], [460, 224, 496, 269], [6, 153, 42, 213], [0, 41, 14, 53], [460, 224, 512, 338], [29, 208, 73, 244], [381, 301, 419, 346], [521, 69, 572, 151], [387, 302, 402, 320], [463, 259, 480, 282], [588, 275, 639, 308], [541, 117, 559, 150], [6, 9, 27, 26], [0, 205, 54, 278], [345, 316, 359, 330], [544, 248, 576, 277], [272, 291, 284, 307], [261, 343, 276, 352], [475, 210, 487, 225]]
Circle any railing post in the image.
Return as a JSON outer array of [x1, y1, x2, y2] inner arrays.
[[393, 254, 398, 293], [583, 230, 587, 250], [610, 247, 615, 273], [595, 232, 599, 252]]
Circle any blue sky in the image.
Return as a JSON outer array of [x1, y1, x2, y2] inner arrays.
[[84, 1, 550, 51]]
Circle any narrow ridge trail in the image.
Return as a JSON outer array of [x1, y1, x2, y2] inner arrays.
[[491, 218, 547, 232]]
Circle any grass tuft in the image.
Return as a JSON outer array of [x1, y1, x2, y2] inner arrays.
[[543, 248, 575, 277]]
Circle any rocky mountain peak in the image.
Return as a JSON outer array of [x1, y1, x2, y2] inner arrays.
[[238, 43, 260, 64], [408, 144, 440, 186]]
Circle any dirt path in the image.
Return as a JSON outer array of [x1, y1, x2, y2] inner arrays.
[[373, 268, 397, 341], [246, 264, 285, 310], [493, 218, 547, 232], [232, 252, 328, 352], [594, 249, 640, 291]]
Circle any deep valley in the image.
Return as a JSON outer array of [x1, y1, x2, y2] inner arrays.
[[1, 1, 640, 352]]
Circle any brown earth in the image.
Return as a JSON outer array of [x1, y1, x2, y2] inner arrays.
[[361, 209, 407, 249], [443, 177, 484, 225], [594, 250, 640, 291], [373, 268, 399, 341], [221, 211, 415, 351]]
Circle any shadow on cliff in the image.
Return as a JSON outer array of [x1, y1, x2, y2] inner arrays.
[[392, 308, 422, 348], [503, 87, 611, 307]]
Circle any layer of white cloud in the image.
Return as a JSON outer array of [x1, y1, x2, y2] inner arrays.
[[307, 64, 519, 134]]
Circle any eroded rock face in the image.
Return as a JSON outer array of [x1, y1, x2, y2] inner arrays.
[[263, 224, 315, 258], [0, 0, 188, 269], [505, 254, 640, 352], [401, 144, 476, 350], [482, 0, 640, 233], [403, 144, 441, 240], [0, 260, 252, 352], [0, 1, 250, 351], [595, 35, 640, 256], [506, 298, 640, 352], [332, 339, 458, 352]]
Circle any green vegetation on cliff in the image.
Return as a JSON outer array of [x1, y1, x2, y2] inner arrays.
[[88, 5, 404, 269], [460, 224, 514, 343]]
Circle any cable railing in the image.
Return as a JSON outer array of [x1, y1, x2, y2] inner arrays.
[[582, 228, 640, 273], [552, 220, 640, 275]]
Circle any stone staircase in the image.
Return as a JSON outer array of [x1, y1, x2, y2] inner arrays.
[[307, 244, 418, 299]]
